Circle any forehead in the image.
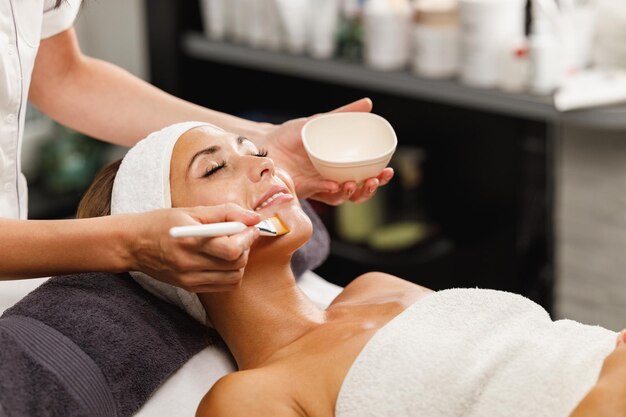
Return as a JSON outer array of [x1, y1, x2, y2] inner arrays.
[[174, 125, 232, 154]]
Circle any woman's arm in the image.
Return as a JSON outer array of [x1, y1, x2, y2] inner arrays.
[[570, 331, 626, 417], [0, 205, 260, 291], [29, 28, 392, 204], [29, 29, 265, 147]]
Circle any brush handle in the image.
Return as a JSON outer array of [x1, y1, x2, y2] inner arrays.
[[169, 222, 247, 238]]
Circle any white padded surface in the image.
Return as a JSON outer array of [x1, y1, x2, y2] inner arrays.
[[0, 277, 49, 315]]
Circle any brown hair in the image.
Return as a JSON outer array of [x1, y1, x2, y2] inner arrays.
[[54, 0, 64, 8], [76, 159, 122, 219]]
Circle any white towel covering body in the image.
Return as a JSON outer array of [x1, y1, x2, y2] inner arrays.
[[336, 288, 616, 417]]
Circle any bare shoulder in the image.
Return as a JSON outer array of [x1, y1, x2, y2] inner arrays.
[[331, 271, 432, 307], [196, 370, 303, 417]]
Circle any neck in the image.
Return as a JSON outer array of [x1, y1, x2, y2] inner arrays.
[[199, 254, 326, 369]]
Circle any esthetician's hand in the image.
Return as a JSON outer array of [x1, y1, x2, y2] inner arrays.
[[127, 204, 261, 292], [257, 98, 394, 205], [569, 330, 626, 417]]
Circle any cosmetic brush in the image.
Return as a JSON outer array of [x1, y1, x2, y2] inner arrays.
[[169, 215, 289, 238]]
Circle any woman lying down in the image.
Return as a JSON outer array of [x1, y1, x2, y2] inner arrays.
[[81, 121, 626, 417]]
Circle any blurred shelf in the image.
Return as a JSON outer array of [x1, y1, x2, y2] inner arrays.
[[182, 32, 626, 131]]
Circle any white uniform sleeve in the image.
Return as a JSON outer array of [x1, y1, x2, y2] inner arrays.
[[41, 0, 83, 39]]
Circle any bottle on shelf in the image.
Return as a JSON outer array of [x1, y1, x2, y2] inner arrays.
[[529, 0, 560, 95], [497, 39, 529, 93], [308, 0, 341, 59], [363, 0, 412, 71]]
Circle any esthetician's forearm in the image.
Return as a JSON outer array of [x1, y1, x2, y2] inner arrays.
[[29, 29, 269, 147], [0, 217, 132, 279]]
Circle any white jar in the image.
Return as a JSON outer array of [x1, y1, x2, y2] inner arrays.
[[458, 0, 526, 88], [363, 0, 412, 71], [411, 3, 459, 78]]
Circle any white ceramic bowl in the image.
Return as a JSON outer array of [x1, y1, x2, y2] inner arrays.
[[301, 113, 397, 183]]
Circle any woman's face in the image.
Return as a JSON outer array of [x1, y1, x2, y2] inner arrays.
[[170, 126, 312, 252]]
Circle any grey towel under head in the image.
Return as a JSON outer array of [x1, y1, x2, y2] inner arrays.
[[291, 200, 330, 278], [1, 272, 217, 417]]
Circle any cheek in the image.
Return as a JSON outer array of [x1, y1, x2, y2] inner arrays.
[[172, 182, 245, 208], [196, 187, 241, 206]]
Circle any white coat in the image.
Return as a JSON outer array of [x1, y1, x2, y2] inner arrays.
[[0, 0, 81, 219]]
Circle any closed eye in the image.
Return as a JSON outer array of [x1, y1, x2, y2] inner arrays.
[[254, 149, 269, 157], [202, 161, 227, 178]]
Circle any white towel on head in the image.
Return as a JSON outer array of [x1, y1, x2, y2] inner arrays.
[[111, 121, 220, 326], [336, 288, 617, 417]]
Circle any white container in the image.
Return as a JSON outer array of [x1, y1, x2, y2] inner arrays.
[[529, 17, 560, 95], [262, 0, 284, 51], [243, 0, 267, 47], [458, 0, 525, 39], [497, 39, 529, 92], [458, 0, 526, 87], [593, 0, 626, 71], [309, 0, 341, 59], [229, 0, 249, 43], [459, 36, 502, 87], [557, 4, 595, 76], [199, 0, 227, 40], [363, 0, 412, 71], [554, 70, 626, 111], [301, 113, 398, 183], [411, 2, 459, 78], [275, 0, 310, 54]]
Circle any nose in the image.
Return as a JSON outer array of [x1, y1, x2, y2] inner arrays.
[[248, 155, 275, 182]]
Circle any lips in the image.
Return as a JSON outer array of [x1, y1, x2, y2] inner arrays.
[[253, 186, 293, 212]]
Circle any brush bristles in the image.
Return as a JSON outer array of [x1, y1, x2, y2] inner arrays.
[[257, 215, 289, 236], [268, 215, 289, 235]]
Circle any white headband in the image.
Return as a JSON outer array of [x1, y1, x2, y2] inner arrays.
[[111, 121, 219, 325]]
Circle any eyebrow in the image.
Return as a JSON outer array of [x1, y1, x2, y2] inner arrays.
[[187, 137, 250, 174], [188, 145, 220, 174]]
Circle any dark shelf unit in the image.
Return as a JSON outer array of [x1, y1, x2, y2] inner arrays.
[[144, 0, 626, 314]]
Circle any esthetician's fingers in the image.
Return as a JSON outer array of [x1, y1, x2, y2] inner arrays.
[[191, 228, 259, 263], [349, 178, 380, 204], [300, 179, 343, 205], [328, 97, 373, 115], [305, 168, 394, 205], [377, 167, 395, 187], [128, 205, 261, 290], [349, 169, 393, 203], [304, 98, 374, 123], [187, 203, 261, 226]]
